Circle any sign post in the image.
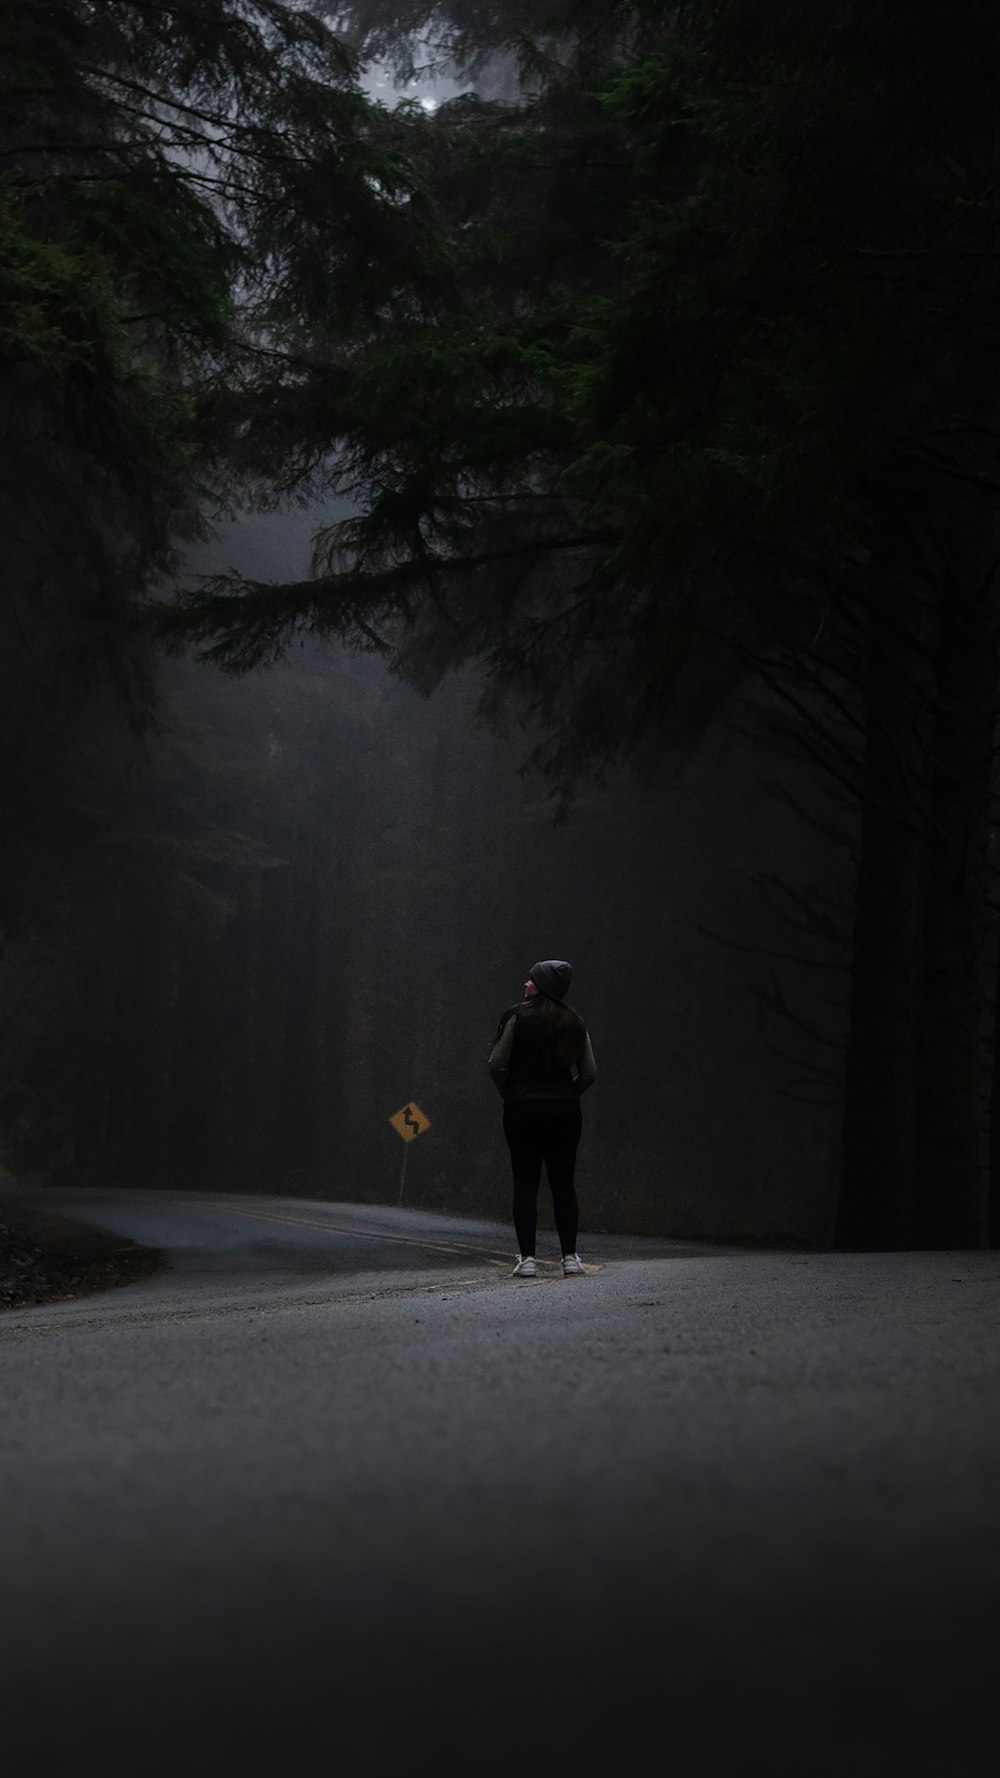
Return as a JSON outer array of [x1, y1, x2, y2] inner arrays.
[[388, 1101, 431, 1207]]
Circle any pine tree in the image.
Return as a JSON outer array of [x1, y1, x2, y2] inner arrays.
[[161, 1, 1000, 1247], [0, 1, 434, 1174]]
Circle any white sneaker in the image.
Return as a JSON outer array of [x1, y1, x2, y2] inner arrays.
[[511, 1255, 537, 1277], [562, 1253, 585, 1276]]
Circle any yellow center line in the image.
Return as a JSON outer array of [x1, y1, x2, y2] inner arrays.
[[197, 1201, 563, 1270], [410, 1277, 487, 1292]]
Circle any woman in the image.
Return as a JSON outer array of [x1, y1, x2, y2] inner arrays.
[[488, 959, 597, 1278]]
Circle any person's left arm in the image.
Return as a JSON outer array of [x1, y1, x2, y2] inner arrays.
[[575, 1033, 597, 1094]]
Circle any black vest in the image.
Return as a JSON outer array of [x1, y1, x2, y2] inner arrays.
[[504, 1002, 578, 1102]]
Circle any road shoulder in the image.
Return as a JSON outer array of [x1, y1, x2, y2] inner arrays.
[[0, 1205, 163, 1310]]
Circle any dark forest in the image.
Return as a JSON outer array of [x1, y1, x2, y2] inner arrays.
[[6, 14, 1000, 1778], [4, 1, 1000, 1249]]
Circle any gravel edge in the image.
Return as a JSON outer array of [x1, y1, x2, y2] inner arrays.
[[0, 1209, 164, 1310]]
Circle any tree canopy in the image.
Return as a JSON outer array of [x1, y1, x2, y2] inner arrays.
[[0, 0, 429, 924], [161, 1, 1000, 770]]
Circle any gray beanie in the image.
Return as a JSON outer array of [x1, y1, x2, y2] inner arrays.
[[529, 959, 572, 1001]]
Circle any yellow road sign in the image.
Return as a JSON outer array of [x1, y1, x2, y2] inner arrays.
[[389, 1101, 431, 1143]]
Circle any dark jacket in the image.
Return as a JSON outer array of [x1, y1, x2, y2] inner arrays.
[[487, 1000, 597, 1103]]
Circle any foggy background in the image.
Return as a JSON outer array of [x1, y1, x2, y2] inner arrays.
[[15, 504, 840, 1245], [0, 9, 854, 1247]]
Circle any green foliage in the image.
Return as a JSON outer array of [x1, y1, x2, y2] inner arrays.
[[159, 0, 1000, 793], [0, 2, 454, 1172], [0, 183, 98, 371]]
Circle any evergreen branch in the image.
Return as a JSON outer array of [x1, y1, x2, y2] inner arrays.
[[696, 924, 849, 973]]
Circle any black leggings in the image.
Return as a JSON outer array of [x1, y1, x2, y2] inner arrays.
[[503, 1099, 582, 1257]]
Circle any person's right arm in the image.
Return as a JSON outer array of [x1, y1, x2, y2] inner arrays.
[[487, 1015, 514, 1098]]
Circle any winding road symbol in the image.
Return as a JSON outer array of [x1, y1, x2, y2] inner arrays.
[[389, 1101, 431, 1143]]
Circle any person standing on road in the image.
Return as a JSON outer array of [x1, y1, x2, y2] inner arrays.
[[487, 959, 597, 1279]]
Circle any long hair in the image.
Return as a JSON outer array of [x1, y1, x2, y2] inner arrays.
[[493, 996, 586, 1069]]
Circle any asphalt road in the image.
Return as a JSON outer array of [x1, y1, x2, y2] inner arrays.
[[2, 1188, 1000, 1778]]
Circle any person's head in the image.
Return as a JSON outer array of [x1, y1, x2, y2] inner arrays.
[[526, 959, 572, 1002]]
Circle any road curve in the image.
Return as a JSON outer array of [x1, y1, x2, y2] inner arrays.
[[2, 1189, 999, 1778]]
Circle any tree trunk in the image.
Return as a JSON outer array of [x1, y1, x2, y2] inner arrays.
[[915, 559, 999, 1247], [837, 586, 930, 1248], [989, 907, 1000, 1247]]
